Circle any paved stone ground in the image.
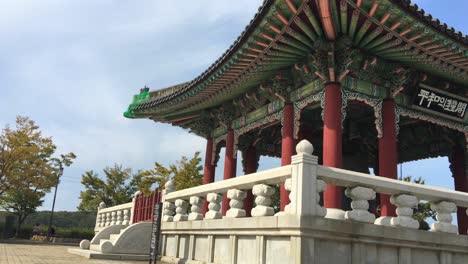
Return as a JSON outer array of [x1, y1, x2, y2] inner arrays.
[[0, 243, 145, 264]]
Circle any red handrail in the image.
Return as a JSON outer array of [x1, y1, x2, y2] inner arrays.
[[132, 188, 160, 223]]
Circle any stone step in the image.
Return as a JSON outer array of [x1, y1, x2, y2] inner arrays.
[[99, 239, 112, 245], [109, 234, 120, 241], [90, 244, 101, 252]]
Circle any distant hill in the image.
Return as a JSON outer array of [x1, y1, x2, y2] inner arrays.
[[20, 211, 96, 229]]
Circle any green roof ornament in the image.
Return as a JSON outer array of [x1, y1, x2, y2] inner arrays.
[[123, 85, 151, 118]]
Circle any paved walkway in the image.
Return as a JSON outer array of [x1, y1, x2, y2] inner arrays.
[[0, 243, 144, 264]]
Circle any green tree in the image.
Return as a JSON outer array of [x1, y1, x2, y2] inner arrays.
[[78, 165, 147, 211], [141, 152, 203, 193], [400, 176, 436, 230], [0, 116, 76, 236]]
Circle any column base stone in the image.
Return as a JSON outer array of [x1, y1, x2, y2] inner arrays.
[[374, 216, 394, 226], [325, 208, 345, 220]]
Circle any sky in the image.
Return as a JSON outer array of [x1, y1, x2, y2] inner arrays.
[[0, 0, 466, 212]]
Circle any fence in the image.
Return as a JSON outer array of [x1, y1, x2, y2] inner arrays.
[[94, 189, 160, 232]]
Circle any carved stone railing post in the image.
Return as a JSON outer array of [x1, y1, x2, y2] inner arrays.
[[115, 210, 123, 225], [226, 189, 247, 218], [122, 208, 130, 225], [96, 202, 106, 229], [110, 211, 116, 226], [163, 202, 176, 222], [96, 213, 102, 228], [106, 212, 111, 226], [100, 213, 106, 228], [286, 140, 326, 217], [431, 201, 457, 233], [284, 178, 293, 214], [188, 197, 204, 221], [344, 186, 376, 223], [251, 184, 275, 217], [174, 199, 189, 222], [130, 191, 141, 224], [205, 193, 222, 219], [162, 180, 176, 222], [390, 194, 419, 229]]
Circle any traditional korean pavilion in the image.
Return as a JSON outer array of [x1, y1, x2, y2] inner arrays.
[[125, 0, 467, 233]]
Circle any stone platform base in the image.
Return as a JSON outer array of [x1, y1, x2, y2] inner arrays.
[[68, 248, 148, 261]]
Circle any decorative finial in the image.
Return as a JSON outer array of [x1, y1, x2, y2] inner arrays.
[[165, 179, 175, 191], [296, 140, 314, 155], [140, 85, 150, 93], [98, 202, 106, 210], [134, 190, 142, 197]]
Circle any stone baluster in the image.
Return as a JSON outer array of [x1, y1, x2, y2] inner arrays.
[[390, 194, 419, 229], [106, 212, 111, 226], [205, 193, 222, 219], [162, 179, 175, 222], [315, 180, 327, 216], [122, 209, 130, 225], [115, 210, 123, 225], [344, 186, 376, 223], [226, 189, 247, 218], [95, 213, 101, 228], [110, 211, 116, 226], [96, 202, 106, 228], [251, 184, 275, 217], [188, 197, 204, 221], [431, 201, 457, 233], [284, 178, 293, 214], [98, 213, 103, 227], [162, 201, 176, 222], [174, 199, 188, 222]]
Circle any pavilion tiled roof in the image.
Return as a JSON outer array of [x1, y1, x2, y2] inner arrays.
[[125, 0, 468, 120]]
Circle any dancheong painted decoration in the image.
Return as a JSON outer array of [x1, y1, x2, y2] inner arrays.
[[124, 0, 468, 233]]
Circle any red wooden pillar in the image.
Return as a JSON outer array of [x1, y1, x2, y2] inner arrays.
[[281, 103, 295, 210], [243, 146, 257, 216], [452, 146, 468, 235], [222, 129, 236, 215], [202, 138, 215, 215], [378, 99, 398, 217], [322, 82, 343, 209]]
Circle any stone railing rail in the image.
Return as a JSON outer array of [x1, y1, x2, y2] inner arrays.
[[162, 140, 468, 234], [94, 202, 133, 233]]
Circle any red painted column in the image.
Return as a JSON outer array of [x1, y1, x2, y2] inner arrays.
[[281, 103, 295, 210], [378, 99, 398, 217], [243, 146, 257, 217], [222, 129, 236, 215], [202, 138, 215, 215], [452, 146, 467, 235], [323, 82, 343, 209]]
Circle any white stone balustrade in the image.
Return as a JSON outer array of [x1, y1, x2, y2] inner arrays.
[[205, 193, 222, 219], [226, 189, 247, 218], [431, 201, 457, 233], [188, 196, 204, 220], [174, 199, 189, 222], [94, 201, 134, 233], [344, 186, 376, 223], [251, 184, 275, 217], [390, 194, 420, 229], [159, 140, 468, 236]]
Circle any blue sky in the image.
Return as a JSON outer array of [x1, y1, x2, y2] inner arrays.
[[0, 0, 466, 211]]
